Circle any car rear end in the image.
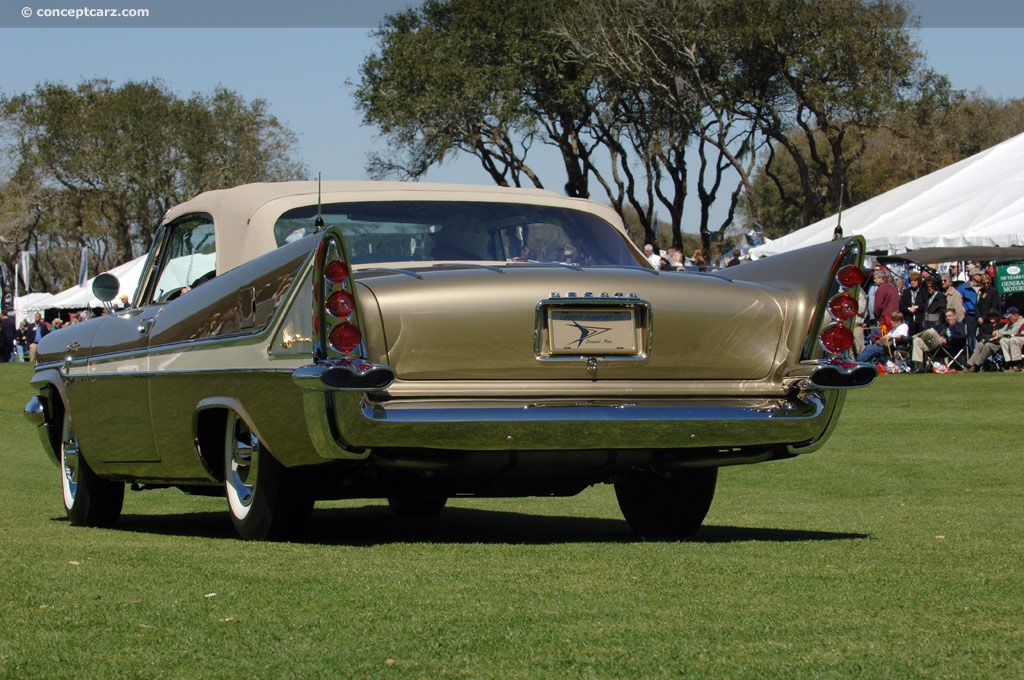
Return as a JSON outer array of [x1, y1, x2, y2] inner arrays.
[[293, 228, 873, 481]]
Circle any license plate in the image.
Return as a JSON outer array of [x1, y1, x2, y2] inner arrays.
[[547, 309, 638, 355]]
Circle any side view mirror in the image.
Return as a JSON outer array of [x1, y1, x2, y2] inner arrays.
[[92, 273, 121, 303]]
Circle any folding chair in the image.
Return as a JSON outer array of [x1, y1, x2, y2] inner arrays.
[[983, 350, 1007, 372], [886, 336, 912, 371], [930, 338, 967, 370]]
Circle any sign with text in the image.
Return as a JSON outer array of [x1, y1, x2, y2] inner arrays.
[[996, 262, 1024, 295]]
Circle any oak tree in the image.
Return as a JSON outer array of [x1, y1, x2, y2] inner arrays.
[[1, 79, 305, 292]]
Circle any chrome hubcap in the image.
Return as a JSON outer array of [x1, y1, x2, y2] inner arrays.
[[61, 415, 79, 509], [226, 415, 259, 519]]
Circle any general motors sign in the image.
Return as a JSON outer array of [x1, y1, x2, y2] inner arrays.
[[996, 262, 1024, 295]]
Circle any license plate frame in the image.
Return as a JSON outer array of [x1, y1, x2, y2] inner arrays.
[[547, 308, 639, 355]]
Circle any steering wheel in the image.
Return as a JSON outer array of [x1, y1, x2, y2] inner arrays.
[[191, 270, 216, 288], [157, 286, 188, 303]]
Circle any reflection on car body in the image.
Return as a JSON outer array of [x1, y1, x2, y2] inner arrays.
[[24, 181, 875, 540]]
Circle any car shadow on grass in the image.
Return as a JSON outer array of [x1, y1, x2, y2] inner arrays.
[[97, 505, 869, 545]]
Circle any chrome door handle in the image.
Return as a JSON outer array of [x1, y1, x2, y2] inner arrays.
[[138, 318, 155, 336]]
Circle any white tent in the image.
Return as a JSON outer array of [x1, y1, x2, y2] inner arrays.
[[750, 132, 1024, 258], [14, 292, 54, 325], [26, 255, 147, 311]]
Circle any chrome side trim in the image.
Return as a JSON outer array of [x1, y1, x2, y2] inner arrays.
[[357, 267, 425, 280], [430, 262, 507, 274], [85, 366, 297, 379]]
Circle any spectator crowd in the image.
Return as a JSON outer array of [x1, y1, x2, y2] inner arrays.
[[0, 310, 80, 363], [853, 262, 1024, 374]]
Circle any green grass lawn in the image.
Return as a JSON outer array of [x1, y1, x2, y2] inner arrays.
[[2, 363, 1022, 678]]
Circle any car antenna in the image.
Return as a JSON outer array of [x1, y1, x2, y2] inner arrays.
[[832, 183, 844, 240], [314, 172, 325, 232]]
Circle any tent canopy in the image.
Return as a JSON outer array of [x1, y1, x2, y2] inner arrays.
[[22, 255, 147, 312], [876, 246, 1024, 266], [14, 292, 54, 325], [750, 132, 1024, 258]]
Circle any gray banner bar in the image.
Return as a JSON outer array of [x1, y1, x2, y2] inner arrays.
[[914, 0, 1024, 27], [1, 0, 416, 28], [1, 0, 1022, 29]]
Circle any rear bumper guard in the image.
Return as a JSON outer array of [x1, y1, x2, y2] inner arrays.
[[806, 358, 877, 389]]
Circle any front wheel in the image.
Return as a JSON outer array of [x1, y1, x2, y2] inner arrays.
[[615, 468, 718, 539], [224, 411, 314, 540], [60, 407, 124, 527]]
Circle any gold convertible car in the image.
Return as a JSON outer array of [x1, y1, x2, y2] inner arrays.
[[25, 182, 875, 540]]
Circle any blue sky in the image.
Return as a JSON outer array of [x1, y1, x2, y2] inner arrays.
[[1, 13, 1022, 231]]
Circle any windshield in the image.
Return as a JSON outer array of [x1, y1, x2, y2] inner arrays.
[[274, 201, 645, 268], [149, 216, 217, 303]]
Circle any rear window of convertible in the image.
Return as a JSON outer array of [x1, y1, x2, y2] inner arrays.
[[273, 201, 645, 268]]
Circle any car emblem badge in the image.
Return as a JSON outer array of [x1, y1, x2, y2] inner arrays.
[[568, 320, 612, 348]]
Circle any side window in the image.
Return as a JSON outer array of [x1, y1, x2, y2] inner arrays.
[[149, 216, 216, 304]]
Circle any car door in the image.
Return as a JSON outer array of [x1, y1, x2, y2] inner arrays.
[[140, 215, 219, 468], [79, 305, 163, 463], [79, 214, 217, 466]]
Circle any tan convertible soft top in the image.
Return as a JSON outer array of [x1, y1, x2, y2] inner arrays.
[[162, 181, 627, 275]]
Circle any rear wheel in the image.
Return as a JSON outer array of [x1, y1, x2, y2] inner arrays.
[[60, 407, 124, 527], [615, 468, 718, 539], [387, 496, 448, 518], [225, 411, 313, 540]]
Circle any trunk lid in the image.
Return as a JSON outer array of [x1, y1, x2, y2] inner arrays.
[[356, 265, 788, 382]]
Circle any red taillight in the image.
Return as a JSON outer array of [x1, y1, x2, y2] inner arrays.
[[328, 322, 362, 353], [820, 324, 854, 354], [827, 293, 858, 321], [836, 265, 864, 288], [326, 290, 355, 318], [324, 259, 349, 284]]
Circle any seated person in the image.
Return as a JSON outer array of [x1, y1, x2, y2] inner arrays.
[[857, 311, 908, 364], [965, 306, 1024, 372], [512, 246, 537, 262], [910, 308, 967, 373], [1000, 308, 1024, 372], [173, 270, 217, 299]]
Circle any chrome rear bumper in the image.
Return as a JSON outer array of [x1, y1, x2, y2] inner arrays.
[[298, 387, 846, 461], [293, 358, 870, 462]]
